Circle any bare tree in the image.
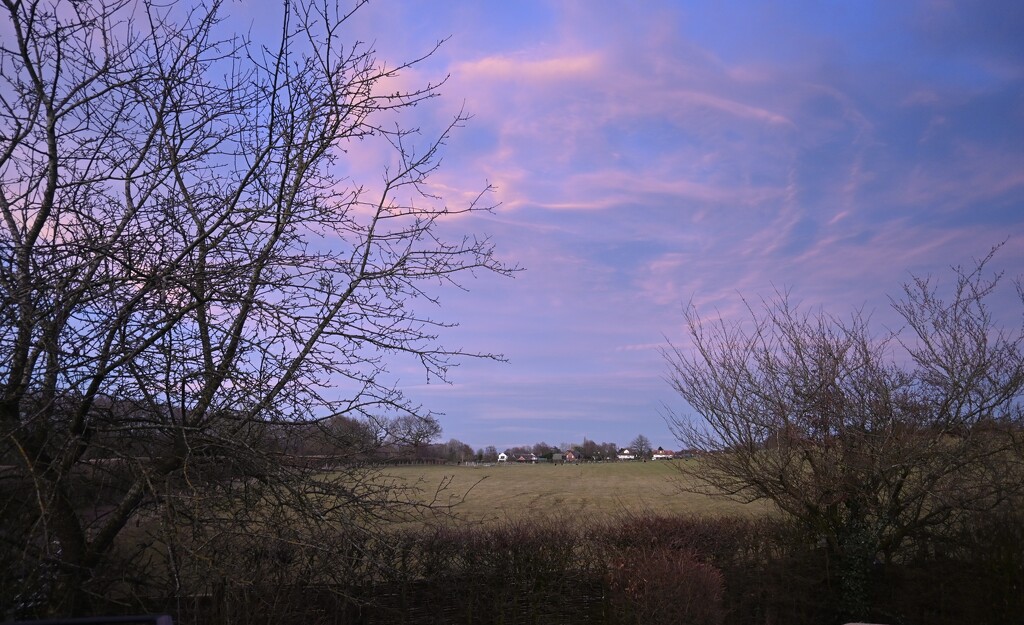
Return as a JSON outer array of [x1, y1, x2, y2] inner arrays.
[[532, 441, 555, 458], [629, 434, 653, 460], [482, 445, 498, 462], [663, 250, 1024, 618], [385, 414, 443, 453], [438, 438, 473, 464], [0, 0, 511, 615]]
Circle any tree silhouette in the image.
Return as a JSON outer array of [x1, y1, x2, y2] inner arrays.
[[0, 0, 510, 615], [664, 249, 1024, 618]]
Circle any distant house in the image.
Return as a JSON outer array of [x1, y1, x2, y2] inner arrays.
[[497, 452, 508, 463], [564, 450, 577, 462], [616, 448, 635, 461], [651, 447, 674, 460], [515, 453, 538, 463]]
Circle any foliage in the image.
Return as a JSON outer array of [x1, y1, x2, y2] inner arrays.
[[0, 0, 510, 615]]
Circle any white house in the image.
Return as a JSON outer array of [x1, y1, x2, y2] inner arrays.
[[497, 452, 508, 463], [651, 447, 674, 460], [616, 448, 635, 460]]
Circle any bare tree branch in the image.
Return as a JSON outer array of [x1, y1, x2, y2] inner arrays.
[[0, 0, 513, 615], [664, 248, 1024, 617]]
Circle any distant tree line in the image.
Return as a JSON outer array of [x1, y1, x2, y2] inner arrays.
[[491, 441, 608, 462], [278, 422, 666, 464], [478, 435, 664, 462]]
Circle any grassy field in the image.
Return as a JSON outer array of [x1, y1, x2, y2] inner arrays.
[[387, 460, 769, 526]]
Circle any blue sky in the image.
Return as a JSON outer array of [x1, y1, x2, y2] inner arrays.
[[243, 1, 1024, 451]]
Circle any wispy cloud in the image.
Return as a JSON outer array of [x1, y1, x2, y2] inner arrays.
[[457, 53, 603, 82], [318, 0, 1024, 450]]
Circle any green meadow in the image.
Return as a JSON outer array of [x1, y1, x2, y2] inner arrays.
[[387, 460, 769, 526]]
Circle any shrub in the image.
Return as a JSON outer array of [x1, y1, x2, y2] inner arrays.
[[606, 546, 725, 625]]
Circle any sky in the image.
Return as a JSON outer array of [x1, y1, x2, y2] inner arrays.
[[238, 0, 1024, 452]]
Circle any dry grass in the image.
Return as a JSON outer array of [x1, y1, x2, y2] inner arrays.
[[381, 460, 769, 527]]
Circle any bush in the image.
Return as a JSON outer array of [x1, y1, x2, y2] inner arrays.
[[39, 508, 1022, 624], [606, 547, 725, 625]]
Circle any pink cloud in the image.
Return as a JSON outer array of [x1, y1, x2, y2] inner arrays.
[[897, 143, 1024, 211], [664, 89, 793, 126], [457, 53, 603, 82]]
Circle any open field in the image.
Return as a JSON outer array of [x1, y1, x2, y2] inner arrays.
[[385, 460, 770, 526]]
